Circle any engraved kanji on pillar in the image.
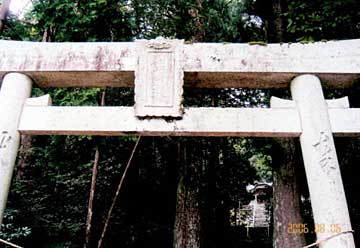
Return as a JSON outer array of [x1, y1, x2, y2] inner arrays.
[[135, 37, 184, 118]]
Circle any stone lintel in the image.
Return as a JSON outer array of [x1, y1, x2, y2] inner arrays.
[[17, 105, 360, 137], [0, 39, 359, 88], [19, 106, 300, 136]]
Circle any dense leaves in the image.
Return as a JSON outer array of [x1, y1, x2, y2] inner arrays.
[[0, 0, 359, 247], [285, 0, 360, 41]]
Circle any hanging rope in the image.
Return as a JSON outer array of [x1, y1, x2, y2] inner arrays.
[[97, 136, 142, 248], [303, 230, 354, 248], [0, 238, 23, 248]]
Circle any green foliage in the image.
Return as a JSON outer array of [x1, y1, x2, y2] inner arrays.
[[2, 0, 360, 247], [0, 209, 31, 242], [0, 14, 38, 40], [223, 138, 258, 204], [30, 0, 134, 41], [249, 154, 272, 182], [9, 132, 103, 246], [231, 138, 272, 183], [130, 0, 237, 41], [284, 0, 360, 41], [49, 88, 102, 106]]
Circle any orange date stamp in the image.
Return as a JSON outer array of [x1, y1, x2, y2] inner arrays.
[[287, 223, 342, 234]]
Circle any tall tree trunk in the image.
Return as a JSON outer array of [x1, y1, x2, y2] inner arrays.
[[268, 0, 286, 42], [41, 0, 54, 42], [189, 0, 204, 42], [202, 139, 217, 248], [15, 135, 32, 180], [174, 2, 205, 246], [272, 138, 306, 247], [0, 0, 10, 34], [269, 0, 305, 246], [173, 142, 201, 248], [42, 26, 54, 42]]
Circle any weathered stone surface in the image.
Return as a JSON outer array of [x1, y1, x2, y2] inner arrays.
[[291, 75, 355, 248], [329, 109, 360, 136], [0, 39, 359, 88], [25, 94, 52, 106], [0, 73, 32, 225], [271, 96, 350, 109], [135, 38, 184, 117], [19, 106, 301, 136], [16, 103, 360, 137]]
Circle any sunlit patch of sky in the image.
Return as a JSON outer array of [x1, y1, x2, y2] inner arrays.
[[9, 0, 32, 19]]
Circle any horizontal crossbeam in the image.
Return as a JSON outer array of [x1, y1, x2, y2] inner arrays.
[[17, 106, 360, 137], [1, 39, 359, 88]]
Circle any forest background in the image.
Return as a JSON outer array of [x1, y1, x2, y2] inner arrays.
[[0, 0, 360, 247]]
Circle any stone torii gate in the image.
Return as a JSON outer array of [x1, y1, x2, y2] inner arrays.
[[0, 38, 359, 248]]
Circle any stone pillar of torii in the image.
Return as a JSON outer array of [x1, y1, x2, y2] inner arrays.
[[0, 38, 359, 247]]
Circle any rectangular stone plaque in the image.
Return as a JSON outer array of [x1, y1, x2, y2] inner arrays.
[[135, 38, 184, 117]]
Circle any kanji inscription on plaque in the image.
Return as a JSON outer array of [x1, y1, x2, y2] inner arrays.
[[135, 37, 184, 117]]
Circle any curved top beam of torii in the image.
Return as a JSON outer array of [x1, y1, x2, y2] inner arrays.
[[0, 39, 359, 88]]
